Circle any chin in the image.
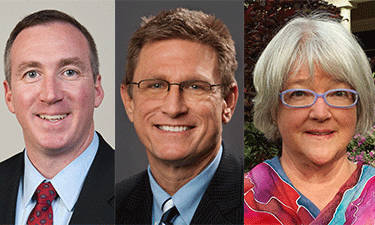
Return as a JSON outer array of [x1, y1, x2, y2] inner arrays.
[[307, 153, 343, 167]]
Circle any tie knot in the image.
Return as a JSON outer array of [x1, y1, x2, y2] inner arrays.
[[159, 198, 179, 225], [34, 182, 57, 205], [162, 198, 174, 213]]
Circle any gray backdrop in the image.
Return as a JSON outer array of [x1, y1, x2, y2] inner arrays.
[[115, 0, 244, 183]]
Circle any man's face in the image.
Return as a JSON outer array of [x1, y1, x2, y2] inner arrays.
[[121, 39, 237, 166], [3, 22, 104, 154]]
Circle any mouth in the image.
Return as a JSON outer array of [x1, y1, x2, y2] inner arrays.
[[38, 114, 68, 122], [156, 125, 194, 132], [305, 131, 335, 136]]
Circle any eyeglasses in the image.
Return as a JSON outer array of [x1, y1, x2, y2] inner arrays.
[[131, 79, 222, 98], [279, 89, 358, 108]]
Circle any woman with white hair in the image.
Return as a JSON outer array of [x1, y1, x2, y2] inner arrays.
[[244, 13, 375, 224]]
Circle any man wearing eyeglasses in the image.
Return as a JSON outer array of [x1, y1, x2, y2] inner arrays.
[[116, 7, 243, 225]]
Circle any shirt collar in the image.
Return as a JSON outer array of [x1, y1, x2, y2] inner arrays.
[[22, 132, 99, 211], [149, 145, 223, 224]]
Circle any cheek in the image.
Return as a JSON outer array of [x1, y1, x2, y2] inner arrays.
[[72, 84, 96, 105], [195, 95, 222, 114], [12, 87, 35, 109], [277, 108, 306, 134], [337, 108, 357, 133], [132, 98, 159, 125]]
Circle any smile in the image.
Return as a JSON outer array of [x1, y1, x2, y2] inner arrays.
[[157, 125, 193, 132], [38, 114, 68, 122], [306, 131, 334, 135]]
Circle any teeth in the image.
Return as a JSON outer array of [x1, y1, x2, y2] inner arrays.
[[158, 125, 190, 132], [39, 114, 67, 122]]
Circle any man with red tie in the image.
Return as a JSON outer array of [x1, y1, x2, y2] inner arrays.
[[0, 9, 114, 224]]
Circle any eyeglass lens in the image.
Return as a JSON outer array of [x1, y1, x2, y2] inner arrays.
[[281, 89, 357, 108], [135, 79, 217, 98]]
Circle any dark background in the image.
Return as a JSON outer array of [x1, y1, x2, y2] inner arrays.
[[115, 0, 244, 183]]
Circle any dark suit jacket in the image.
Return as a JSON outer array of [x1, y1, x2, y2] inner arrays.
[[116, 142, 243, 224], [0, 132, 114, 224]]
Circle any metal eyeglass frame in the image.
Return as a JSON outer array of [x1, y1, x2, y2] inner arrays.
[[132, 79, 222, 92], [279, 88, 359, 108]]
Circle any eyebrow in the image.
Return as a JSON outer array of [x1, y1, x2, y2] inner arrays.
[[59, 57, 86, 71], [16, 61, 42, 75], [145, 73, 211, 82], [16, 57, 87, 75]]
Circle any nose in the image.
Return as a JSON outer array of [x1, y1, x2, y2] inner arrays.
[[38, 75, 63, 104], [160, 85, 188, 118], [309, 96, 332, 122]]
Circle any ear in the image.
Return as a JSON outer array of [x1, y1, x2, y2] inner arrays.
[[120, 83, 135, 123], [3, 80, 15, 114], [222, 83, 238, 124], [94, 74, 104, 108]]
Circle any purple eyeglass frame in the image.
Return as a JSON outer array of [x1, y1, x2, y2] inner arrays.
[[279, 88, 359, 108]]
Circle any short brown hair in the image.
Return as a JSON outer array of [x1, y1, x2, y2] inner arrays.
[[124, 7, 237, 98], [4, 9, 99, 87]]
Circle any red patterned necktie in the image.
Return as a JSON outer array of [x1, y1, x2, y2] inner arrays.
[[27, 182, 57, 225]]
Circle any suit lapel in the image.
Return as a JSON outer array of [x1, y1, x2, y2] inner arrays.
[[116, 171, 153, 224], [191, 143, 243, 224], [70, 133, 115, 224], [116, 142, 243, 224], [0, 152, 24, 224]]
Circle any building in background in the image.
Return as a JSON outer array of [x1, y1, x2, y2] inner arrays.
[[328, 0, 375, 71]]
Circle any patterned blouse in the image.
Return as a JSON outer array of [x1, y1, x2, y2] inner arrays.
[[244, 156, 375, 224]]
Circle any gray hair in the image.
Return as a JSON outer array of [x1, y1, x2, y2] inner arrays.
[[253, 14, 375, 140]]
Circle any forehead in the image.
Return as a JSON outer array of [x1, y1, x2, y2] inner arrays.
[[285, 64, 347, 86], [10, 22, 90, 69], [135, 39, 218, 81]]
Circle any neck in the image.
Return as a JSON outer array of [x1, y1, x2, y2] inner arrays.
[[280, 151, 355, 183], [148, 146, 220, 196], [26, 131, 95, 179], [280, 151, 357, 210]]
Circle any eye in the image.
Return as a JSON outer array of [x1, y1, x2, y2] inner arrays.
[[64, 70, 77, 77], [189, 84, 201, 90], [332, 90, 347, 97], [186, 81, 209, 91], [25, 71, 39, 79], [145, 80, 167, 89], [150, 82, 163, 89], [151, 83, 162, 89], [290, 90, 307, 98]]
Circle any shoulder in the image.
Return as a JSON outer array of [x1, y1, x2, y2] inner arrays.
[[362, 163, 375, 175], [221, 141, 243, 171], [92, 132, 114, 172], [0, 152, 23, 202], [86, 132, 114, 190], [244, 158, 281, 192], [115, 171, 152, 223], [196, 142, 243, 224], [208, 142, 243, 195], [116, 170, 149, 201], [97, 131, 114, 152], [0, 152, 23, 174]]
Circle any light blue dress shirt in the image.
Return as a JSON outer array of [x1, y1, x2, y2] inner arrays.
[[15, 132, 99, 225], [149, 145, 223, 225]]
